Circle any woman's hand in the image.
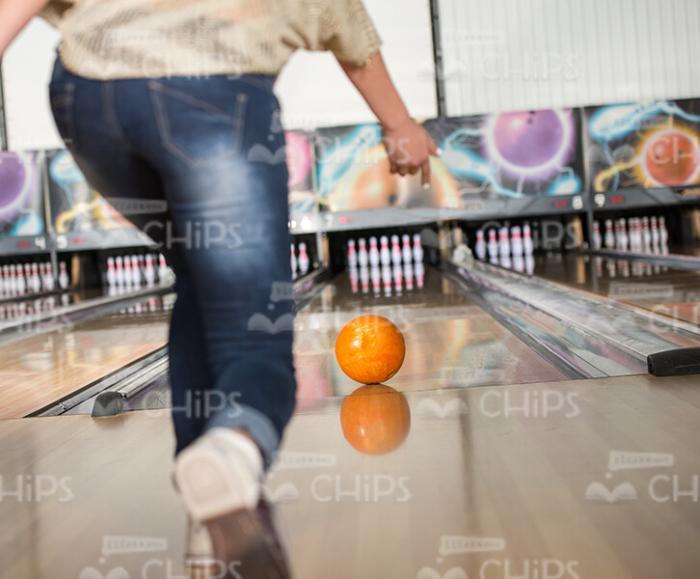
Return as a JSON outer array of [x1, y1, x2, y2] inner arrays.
[[381, 116, 438, 186]]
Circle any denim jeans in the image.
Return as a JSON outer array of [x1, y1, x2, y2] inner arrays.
[[49, 58, 296, 467]]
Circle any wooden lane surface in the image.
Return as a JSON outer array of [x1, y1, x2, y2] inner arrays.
[[0, 310, 169, 419], [1, 374, 699, 578], [294, 269, 568, 408]]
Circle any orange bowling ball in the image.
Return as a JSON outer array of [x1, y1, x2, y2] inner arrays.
[[335, 314, 406, 384], [340, 384, 411, 454]]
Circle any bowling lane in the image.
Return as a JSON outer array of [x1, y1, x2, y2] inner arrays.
[[523, 253, 700, 325], [3, 373, 700, 578], [294, 267, 569, 406], [0, 294, 172, 419]]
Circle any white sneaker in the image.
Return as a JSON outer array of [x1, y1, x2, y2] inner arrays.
[[175, 428, 263, 522]]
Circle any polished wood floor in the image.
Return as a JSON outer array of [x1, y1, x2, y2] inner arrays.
[[0, 305, 168, 419], [1, 374, 700, 579]]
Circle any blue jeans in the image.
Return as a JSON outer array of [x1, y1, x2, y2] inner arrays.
[[49, 58, 296, 467]]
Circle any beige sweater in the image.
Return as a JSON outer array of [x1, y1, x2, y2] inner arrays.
[[41, 0, 382, 80]]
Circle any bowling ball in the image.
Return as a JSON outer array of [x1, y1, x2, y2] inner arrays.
[[335, 314, 405, 384], [340, 384, 410, 454], [491, 110, 566, 169], [645, 130, 699, 186]]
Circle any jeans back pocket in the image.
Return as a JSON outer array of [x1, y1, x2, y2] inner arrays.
[[148, 80, 249, 168]]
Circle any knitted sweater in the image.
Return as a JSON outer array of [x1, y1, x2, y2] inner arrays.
[[41, 0, 382, 79]]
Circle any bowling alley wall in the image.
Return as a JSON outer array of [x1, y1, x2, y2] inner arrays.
[[1, 0, 700, 261]]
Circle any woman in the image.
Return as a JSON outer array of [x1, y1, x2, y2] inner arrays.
[[0, 0, 437, 573]]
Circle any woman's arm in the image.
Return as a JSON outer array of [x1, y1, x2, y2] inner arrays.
[[339, 52, 438, 185], [0, 0, 49, 55]]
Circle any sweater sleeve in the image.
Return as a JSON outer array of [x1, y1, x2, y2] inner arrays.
[[311, 0, 382, 65]]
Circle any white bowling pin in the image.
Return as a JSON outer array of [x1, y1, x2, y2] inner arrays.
[[44, 262, 55, 292], [391, 235, 402, 266], [347, 239, 358, 268], [379, 236, 391, 267], [348, 266, 359, 294], [414, 261, 425, 288], [402, 234, 412, 264], [298, 242, 310, 275], [381, 264, 392, 296], [592, 221, 602, 250], [525, 254, 535, 275], [58, 262, 69, 290], [604, 220, 615, 249], [158, 254, 169, 284], [106, 257, 115, 287], [360, 266, 370, 294], [290, 244, 297, 279], [511, 226, 523, 257], [659, 216, 669, 254], [31, 263, 41, 293], [498, 227, 510, 258], [487, 229, 499, 261], [368, 236, 380, 268], [357, 238, 369, 268], [412, 233, 424, 264], [144, 254, 155, 286], [16, 264, 26, 295], [131, 255, 141, 287], [404, 262, 414, 291], [475, 230, 487, 261], [523, 224, 534, 256], [641, 217, 651, 253], [393, 263, 403, 293], [370, 265, 381, 295], [650, 217, 660, 250]]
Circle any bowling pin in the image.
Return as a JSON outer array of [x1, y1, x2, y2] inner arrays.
[[617, 219, 628, 252], [379, 235, 391, 267], [591, 221, 601, 250], [58, 262, 69, 290], [475, 230, 487, 261], [402, 234, 412, 264], [659, 216, 669, 254], [381, 264, 392, 296], [44, 262, 55, 292], [604, 220, 615, 249], [348, 266, 359, 294], [16, 264, 26, 295], [414, 261, 425, 288], [158, 254, 169, 284], [412, 233, 424, 264], [391, 235, 402, 266], [393, 263, 403, 293], [525, 254, 535, 275], [31, 263, 41, 293], [368, 236, 380, 268], [347, 239, 358, 268], [650, 217, 660, 252], [523, 223, 534, 256], [359, 266, 370, 294], [487, 229, 498, 261], [131, 255, 141, 287], [298, 242, 310, 275], [357, 238, 369, 268], [290, 244, 297, 279], [498, 226, 510, 258], [144, 254, 155, 287], [370, 265, 381, 295], [511, 226, 523, 257], [513, 254, 525, 273], [404, 262, 414, 291], [106, 257, 116, 287], [641, 217, 651, 253]]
